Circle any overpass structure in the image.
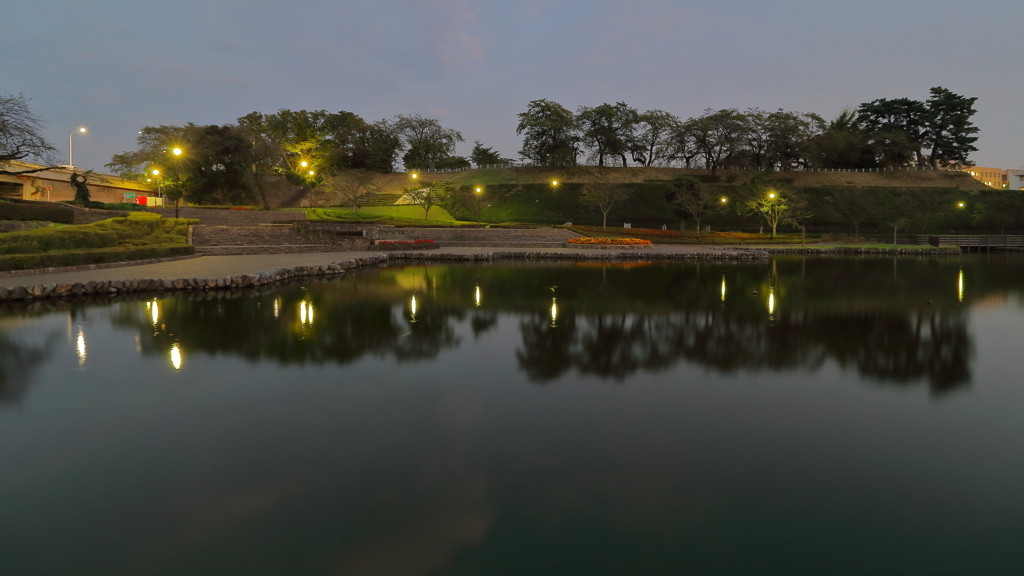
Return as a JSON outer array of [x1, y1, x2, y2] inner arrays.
[[0, 161, 152, 204]]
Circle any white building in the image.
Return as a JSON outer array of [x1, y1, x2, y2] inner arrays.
[[1009, 170, 1024, 191]]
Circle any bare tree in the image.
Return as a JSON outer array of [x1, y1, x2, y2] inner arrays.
[[406, 180, 449, 220], [830, 188, 880, 236], [665, 177, 717, 235], [1, 93, 58, 175], [580, 183, 631, 230], [317, 170, 379, 211]]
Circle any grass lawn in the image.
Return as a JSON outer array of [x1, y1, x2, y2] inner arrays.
[[306, 205, 480, 227]]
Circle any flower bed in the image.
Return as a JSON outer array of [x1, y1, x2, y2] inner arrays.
[[373, 239, 439, 251], [567, 237, 652, 246]]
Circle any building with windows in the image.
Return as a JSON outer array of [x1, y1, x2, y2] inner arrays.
[[0, 161, 152, 203], [1008, 170, 1024, 191], [963, 166, 1007, 188]]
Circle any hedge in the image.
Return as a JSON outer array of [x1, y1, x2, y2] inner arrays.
[[0, 200, 74, 224], [0, 244, 195, 272], [0, 213, 192, 255]]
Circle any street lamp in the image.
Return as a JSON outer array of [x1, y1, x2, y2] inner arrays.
[[720, 197, 728, 204], [957, 201, 965, 208], [475, 187, 482, 194], [551, 180, 558, 187], [172, 147, 182, 156], [69, 127, 87, 167], [768, 192, 776, 199]]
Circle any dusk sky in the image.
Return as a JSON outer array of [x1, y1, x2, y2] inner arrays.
[[3, 0, 1022, 172]]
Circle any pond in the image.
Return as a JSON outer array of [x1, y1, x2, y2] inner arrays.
[[2, 256, 1023, 575]]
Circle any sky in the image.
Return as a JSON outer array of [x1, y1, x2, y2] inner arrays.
[[2, 0, 1023, 172]]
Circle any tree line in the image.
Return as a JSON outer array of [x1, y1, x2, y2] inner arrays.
[[516, 87, 979, 173]]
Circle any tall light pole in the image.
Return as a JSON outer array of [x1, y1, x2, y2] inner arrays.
[[69, 127, 87, 167]]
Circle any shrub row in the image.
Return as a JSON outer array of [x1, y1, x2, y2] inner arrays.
[[0, 213, 192, 255], [0, 200, 74, 224], [0, 244, 195, 272]]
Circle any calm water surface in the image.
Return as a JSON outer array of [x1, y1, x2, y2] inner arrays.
[[2, 256, 1023, 575]]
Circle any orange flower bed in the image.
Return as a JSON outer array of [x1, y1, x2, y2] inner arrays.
[[567, 237, 652, 246]]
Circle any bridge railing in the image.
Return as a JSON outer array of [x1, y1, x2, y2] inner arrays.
[[919, 235, 1024, 248]]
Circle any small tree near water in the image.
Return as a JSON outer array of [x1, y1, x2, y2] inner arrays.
[[580, 184, 630, 230], [665, 177, 716, 235]]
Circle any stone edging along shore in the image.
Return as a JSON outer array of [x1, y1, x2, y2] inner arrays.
[[0, 254, 203, 278], [0, 249, 767, 303], [760, 247, 962, 256]]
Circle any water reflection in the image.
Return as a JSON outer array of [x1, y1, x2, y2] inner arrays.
[[170, 343, 182, 370], [5, 256, 1021, 396], [76, 328, 87, 368]]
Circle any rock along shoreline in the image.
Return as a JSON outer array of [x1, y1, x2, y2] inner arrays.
[[0, 250, 768, 303]]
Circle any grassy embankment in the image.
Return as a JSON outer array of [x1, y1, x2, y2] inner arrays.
[[0, 212, 194, 271], [309, 167, 1007, 236], [305, 205, 469, 226]]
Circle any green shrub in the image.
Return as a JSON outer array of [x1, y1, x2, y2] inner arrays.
[[0, 244, 195, 271], [0, 213, 190, 256], [0, 200, 74, 224], [63, 200, 147, 211]]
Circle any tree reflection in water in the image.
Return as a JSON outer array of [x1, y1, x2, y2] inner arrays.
[[14, 255, 1019, 394]]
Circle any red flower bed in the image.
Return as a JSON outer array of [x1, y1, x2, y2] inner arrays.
[[229, 206, 250, 210], [567, 237, 652, 246]]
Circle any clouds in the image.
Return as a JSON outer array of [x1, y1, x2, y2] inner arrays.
[[2, 0, 1023, 170]]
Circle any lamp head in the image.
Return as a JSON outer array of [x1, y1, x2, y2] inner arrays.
[[172, 148, 182, 156]]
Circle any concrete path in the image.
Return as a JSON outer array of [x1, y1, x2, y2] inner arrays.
[[0, 245, 753, 288]]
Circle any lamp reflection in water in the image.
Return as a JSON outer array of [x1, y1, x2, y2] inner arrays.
[[274, 298, 280, 319], [299, 301, 314, 325], [958, 270, 964, 303], [721, 276, 727, 302], [170, 343, 183, 371], [768, 289, 776, 317], [146, 299, 159, 326], [76, 328, 87, 368], [410, 295, 418, 323], [550, 298, 558, 328], [475, 285, 481, 307]]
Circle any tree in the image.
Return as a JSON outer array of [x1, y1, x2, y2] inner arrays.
[[316, 170, 379, 211], [470, 140, 504, 166], [406, 180, 448, 220], [923, 87, 979, 168], [577, 102, 637, 167], [628, 110, 680, 167], [809, 108, 873, 169], [664, 121, 700, 168], [739, 176, 804, 238], [983, 195, 1024, 235], [665, 177, 716, 235], [686, 109, 748, 175], [393, 114, 464, 170], [516, 99, 580, 165], [857, 97, 929, 166], [766, 109, 825, 170], [829, 188, 880, 236], [580, 182, 630, 230], [463, 186, 491, 223], [350, 120, 401, 173], [0, 93, 58, 175]]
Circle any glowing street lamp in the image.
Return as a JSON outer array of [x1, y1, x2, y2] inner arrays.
[[768, 192, 776, 199], [720, 197, 728, 204], [957, 201, 965, 209], [172, 147, 182, 156], [475, 187, 482, 194], [69, 127, 87, 167], [551, 180, 559, 187], [300, 160, 308, 168]]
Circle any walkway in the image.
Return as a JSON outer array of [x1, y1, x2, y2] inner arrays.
[[0, 245, 752, 289]]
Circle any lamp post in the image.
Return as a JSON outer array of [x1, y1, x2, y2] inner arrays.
[[69, 127, 87, 167], [170, 147, 183, 218]]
